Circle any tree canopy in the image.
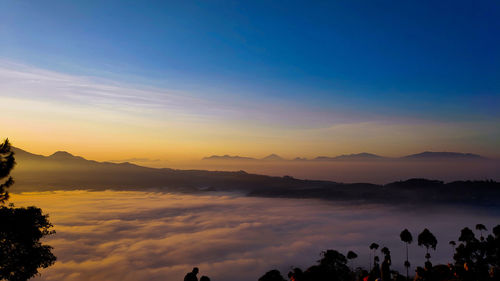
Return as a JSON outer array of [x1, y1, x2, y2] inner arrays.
[[0, 138, 56, 281], [0, 139, 15, 203], [400, 229, 413, 244]]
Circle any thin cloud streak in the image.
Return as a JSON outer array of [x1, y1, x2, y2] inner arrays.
[[0, 61, 227, 121], [0, 60, 391, 130], [1, 60, 498, 159]]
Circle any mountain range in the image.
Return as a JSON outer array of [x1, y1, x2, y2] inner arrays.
[[203, 151, 485, 161], [9, 147, 500, 207]]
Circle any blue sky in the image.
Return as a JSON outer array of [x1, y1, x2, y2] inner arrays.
[[1, 0, 499, 158]]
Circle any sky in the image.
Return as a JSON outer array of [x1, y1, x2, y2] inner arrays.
[[1, 0, 499, 161]]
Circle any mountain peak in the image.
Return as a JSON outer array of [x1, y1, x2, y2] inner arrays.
[[49, 151, 75, 158], [262, 154, 284, 161], [202, 155, 256, 161], [48, 151, 88, 162]]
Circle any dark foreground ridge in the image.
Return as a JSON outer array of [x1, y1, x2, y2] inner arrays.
[[11, 147, 500, 207]]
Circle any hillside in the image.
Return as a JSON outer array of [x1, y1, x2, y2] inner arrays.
[[10, 147, 500, 207]]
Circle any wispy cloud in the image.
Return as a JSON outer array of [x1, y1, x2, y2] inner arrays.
[[1, 60, 498, 159], [0, 60, 371, 129], [10, 191, 500, 281], [0, 60, 231, 122]]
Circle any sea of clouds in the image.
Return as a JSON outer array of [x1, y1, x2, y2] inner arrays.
[[10, 191, 500, 281]]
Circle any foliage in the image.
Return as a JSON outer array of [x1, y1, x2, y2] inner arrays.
[[476, 224, 487, 241], [0, 139, 15, 203], [261, 224, 500, 281], [0, 138, 56, 281], [400, 229, 413, 244], [0, 206, 56, 281], [346, 251, 357, 260], [258, 269, 286, 281], [400, 229, 413, 280], [418, 228, 437, 251]]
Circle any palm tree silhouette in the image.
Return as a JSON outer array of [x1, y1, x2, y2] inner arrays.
[[380, 247, 391, 281], [400, 229, 413, 281], [417, 228, 437, 269], [369, 242, 379, 271]]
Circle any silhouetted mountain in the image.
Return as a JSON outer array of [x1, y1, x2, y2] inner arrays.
[[203, 153, 286, 161], [336, 152, 384, 160], [49, 151, 75, 159], [48, 151, 88, 162], [203, 155, 257, 161], [202, 151, 489, 162], [314, 153, 385, 161], [261, 154, 284, 161], [402, 151, 484, 160], [11, 147, 44, 160], [10, 147, 500, 207]]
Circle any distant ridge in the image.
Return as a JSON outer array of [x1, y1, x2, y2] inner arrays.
[[203, 151, 486, 161], [402, 151, 484, 160], [12, 147, 42, 159], [314, 153, 385, 161], [13, 147, 92, 162], [8, 146, 500, 207], [203, 155, 256, 161]]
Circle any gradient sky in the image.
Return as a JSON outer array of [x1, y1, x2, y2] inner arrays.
[[1, 0, 499, 161]]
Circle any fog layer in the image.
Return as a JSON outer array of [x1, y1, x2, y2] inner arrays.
[[11, 191, 500, 281]]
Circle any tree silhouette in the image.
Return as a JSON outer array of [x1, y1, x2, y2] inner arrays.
[[455, 227, 478, 267], [316, 250, 351, 281], [459, 227, 477, 244], [371, 256, 381, 280], [454, 226, 492, 280], [0, 138, 56, 281], [287, 268, 304, 281], [369, 242, 379, 271], [261, 224, 500, 281], [347, 250, 358, 270], [449, 240, 457, 263], [258, 269, 286, 281], [400, 229, 413, 281], [489, 225, 500, 272], [0, 139, 15, 203], [380, 247, 391, 281], [493, 225, 500, 237], [475, 224, 487, 241], [347, 250, 358, 261], [417, 228, 437, 269]]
